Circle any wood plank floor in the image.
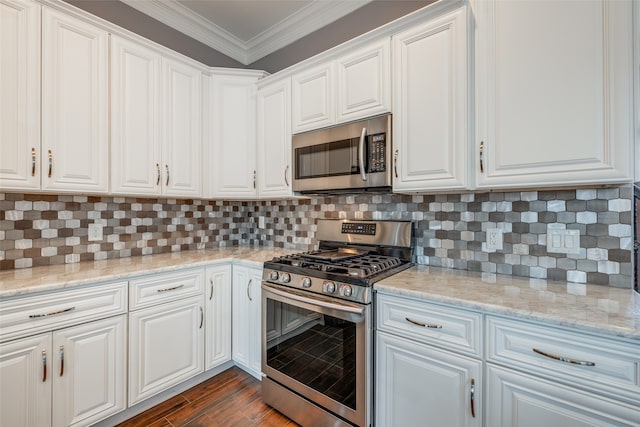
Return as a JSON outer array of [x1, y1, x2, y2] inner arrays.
[[117, 367, 298, 427]]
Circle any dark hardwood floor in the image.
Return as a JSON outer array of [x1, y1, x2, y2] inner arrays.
[[117, 367, 298, 427]]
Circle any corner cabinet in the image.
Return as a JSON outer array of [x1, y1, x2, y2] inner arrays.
[[0, 0, 41, 191], [257, 77, 293, 198], [205, 264, 232, 370], [41, 7, 109, 193], [473, 0, 634, 189], [392, 6, 469, 193], [231, 264, 263, 379]]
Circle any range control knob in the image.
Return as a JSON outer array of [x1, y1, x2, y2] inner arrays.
[[323, 281, 336, 294], [341, 285, 353, 297], [301, 277, 312, 288], [269, 271, 279, 281], [280, 273, 291, 283]]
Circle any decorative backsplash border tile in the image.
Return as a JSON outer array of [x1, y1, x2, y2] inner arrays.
[[0, 185, 633, 288]]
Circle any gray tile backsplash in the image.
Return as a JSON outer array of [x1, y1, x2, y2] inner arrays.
[[0, 185, 633, 288]]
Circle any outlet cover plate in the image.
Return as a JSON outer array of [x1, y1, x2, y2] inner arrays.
[[485, 228, 503, 251], [88, 223, 103, 241]]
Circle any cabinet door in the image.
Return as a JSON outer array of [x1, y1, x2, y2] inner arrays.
[[336, 39, 391, 123], [232, 265, 262, 379], [392, 7, 468, 192], [0, 0, 40, 191], [474, 0, 633, 189], [0, 333, 51, 427], [52, 315, 126, 427], [292, 63, 335, 133], [205, 264, 232, 370], [486, 365, 640, 427], [110, 36, 162, 196], [41, 7, 108, 193], [257, 78, 293, 198], [376, 331, 481, 427], [210, 75, 258, 198], [162, 57, 202, 197], [129, 295, 204, 405]]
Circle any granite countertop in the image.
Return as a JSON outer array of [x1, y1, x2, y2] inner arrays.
[[375, 265, 640, 341], [0, 247, 296, 298]]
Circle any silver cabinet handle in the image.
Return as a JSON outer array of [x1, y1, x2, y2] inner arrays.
[[253, 170, 256, 189], [470, 378, 476, 418], [358, 127, 367, 181], [29, 306, 75, 319], [284, 165, 289, 187], [59, 345, 64, 377], [199, 307, 204, 329], [156, 163, 161, 186], [42, 350, 47, 382], [247, 279, 253, 301], [405, 317, 442, 328], [157, 284, 184, 293], [209, 278, 214, 300], [48, 150, 53, 178], [394, 149, 399, 178], [31, 147, 36, 176], [165, 164, 170, 186], [533, 348, 596, 366], [479, 141, 484, 173]]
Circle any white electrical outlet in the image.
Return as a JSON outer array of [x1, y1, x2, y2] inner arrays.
[[88, 223, 103, 241], [546, 225, 580, 254], [485, 228, 503, 251]]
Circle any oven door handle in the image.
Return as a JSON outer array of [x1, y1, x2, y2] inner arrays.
[[262, 283, 365, 316], [358, 127, 367, 182]]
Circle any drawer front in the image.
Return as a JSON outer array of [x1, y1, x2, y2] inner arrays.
[[129, 268, 204, 310], [0, 281, 128, 342], [376, 293, 482, 357], [486, 315, 640, 405]]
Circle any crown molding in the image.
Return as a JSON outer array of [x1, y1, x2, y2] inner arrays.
[[120, 0, 371, 65]]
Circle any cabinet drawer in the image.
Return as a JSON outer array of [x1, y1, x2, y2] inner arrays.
[[376, 293, 482, 357], [486, 316, 640, 405], [0, 281, 127, 342], [129, 268, 204, 310]]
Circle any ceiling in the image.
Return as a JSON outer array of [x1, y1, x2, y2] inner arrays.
[[120, 0, 373, 65]]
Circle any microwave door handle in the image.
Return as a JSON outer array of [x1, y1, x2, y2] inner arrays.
[[358, 127, 368, 181]]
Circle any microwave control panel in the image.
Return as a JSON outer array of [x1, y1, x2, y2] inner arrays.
[[368, 133, 386, 172]]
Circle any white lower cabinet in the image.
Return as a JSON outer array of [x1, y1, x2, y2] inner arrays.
[[128, 295, 204, 405], [231, 264, 262, 379], [205, 264, 232, 370], [486, 365, 640, 427], [0, 315, 127, 427]]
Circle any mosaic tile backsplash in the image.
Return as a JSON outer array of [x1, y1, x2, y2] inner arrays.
[[0, 186, 633, 288]]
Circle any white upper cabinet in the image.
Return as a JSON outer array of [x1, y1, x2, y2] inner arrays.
[[209, 73, 260, 199], [292, 38, 391, 134], [0, 0, 41, 191], [162, 57, 202, 197], [257, 77, 293, 198], [392, 7, 468, 192], [41, 7, 109, 193], [473, 0, 634, 189], [337, 38, 390, 124], [110, 36, 162, 196]]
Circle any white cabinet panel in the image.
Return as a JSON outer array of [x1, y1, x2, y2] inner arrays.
[[474, 0, 633, 188], [232, 264, 262, 379], [337, 39, 390, 123], [110, 36, 162, 196], [0, 333, 51, 427], [257, 78, 293, 198], [392, 7, 468, 192], [162, 57, 202, 197], [205, 264, 232, 370], [52, 315, 126, 427], [41, 7, 108, 193], [292, 63, 335, 133], [0, 0, 41, 191]]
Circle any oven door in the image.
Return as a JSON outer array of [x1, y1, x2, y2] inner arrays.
[[262, 282, 370, 427]]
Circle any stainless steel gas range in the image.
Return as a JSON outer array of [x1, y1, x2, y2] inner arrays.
[[261, 220, 413, 427]]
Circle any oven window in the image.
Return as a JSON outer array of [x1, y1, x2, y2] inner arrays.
[[295, 138, 360, 179], [266, 300, 357, 409]]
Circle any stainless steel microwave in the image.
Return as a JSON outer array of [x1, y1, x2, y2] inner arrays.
[[292, 114, 392, 194]]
